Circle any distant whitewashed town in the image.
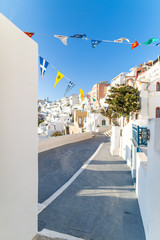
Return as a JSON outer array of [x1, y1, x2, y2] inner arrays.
[[38, 57, 160, 139]]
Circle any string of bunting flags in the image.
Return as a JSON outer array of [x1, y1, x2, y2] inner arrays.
[[39, 56, 84, 101], [28, 31, 160, 104], [39, 54, 132, 109], [24, 31, 160, 49]]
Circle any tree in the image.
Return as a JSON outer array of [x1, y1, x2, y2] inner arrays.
[[65, 126, 70, 134], [104, 84, 140, 123], [38, 118, 44, 126]]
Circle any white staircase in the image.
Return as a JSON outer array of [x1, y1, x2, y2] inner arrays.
[[104, 127, 112, 138]]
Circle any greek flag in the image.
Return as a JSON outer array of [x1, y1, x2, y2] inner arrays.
[[91, 40, 102, 48], [40, 56, 49, 79], [70, 34, 87, 39], [64, 81, 75, 96]]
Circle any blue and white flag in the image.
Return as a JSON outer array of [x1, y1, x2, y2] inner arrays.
[[156, 43, 160, 46], [64, 81, 75, 96], [91, 40, 102, 48], [70, 34, 87, 39], [40, 56, 49, 79]]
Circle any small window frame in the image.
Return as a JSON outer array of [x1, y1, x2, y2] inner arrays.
[[156, 107, 160, 118], [156, 82, 160, 91]]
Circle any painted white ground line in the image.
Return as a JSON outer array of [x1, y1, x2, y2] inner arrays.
[[38, 142, 104, 214], [39, 228, 85, 240]]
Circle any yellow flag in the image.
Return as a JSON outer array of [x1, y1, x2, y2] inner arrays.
[[80, 89, 84, 103], [54, 71, 64, 88]]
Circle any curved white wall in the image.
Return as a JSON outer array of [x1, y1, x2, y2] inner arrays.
[[136, 119, 160, 240], [0, 14, 38, 240]]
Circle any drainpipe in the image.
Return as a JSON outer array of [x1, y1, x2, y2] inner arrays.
[[146, 83, 150, 118]]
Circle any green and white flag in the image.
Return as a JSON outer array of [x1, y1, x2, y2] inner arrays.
[[142, 38, 158, 45]]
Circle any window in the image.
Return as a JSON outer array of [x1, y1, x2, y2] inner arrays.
[[79, 117, 82, 124], [156, 82, 160, 91], [135, 113, 138, 120], [102, 120, 106, 125], [156, 107, 160, 118]]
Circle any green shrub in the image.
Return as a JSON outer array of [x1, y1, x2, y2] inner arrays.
[[51, 131, 62, 137], [38, 118, 44, 126]]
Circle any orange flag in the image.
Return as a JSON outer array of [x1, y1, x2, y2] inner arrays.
[[24, 32, 35, 38], [132, 40, 139, 49]]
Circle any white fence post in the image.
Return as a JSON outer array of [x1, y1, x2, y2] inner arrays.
[[110, 126, 120, 156]]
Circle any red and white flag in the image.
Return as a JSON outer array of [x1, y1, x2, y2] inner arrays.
[[24, 32, 35, 38]]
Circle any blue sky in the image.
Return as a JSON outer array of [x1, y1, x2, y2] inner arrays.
[[1, 0, 160, 101]]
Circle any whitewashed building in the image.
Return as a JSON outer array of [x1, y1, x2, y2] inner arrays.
[[69, 94, 79, 105], [110, 72, 125, 86], [84, 111, 110, 132], [135, 58, 160, 121], [61, 97, 70, 106], [109, 57, 160, 240]]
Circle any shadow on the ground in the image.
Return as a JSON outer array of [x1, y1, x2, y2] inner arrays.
[[38, 138, 145, 240]]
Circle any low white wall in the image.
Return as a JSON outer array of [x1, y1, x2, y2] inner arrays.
[[136, 153, 148, 234], [121, 122, 133, 161], [146, 119, 160, 240], [39, 132, 93, 153], [0, 14, 38, 240], [110, 126, 120, 156], [131, 142, 137, 179], [99, 126, 110, 132], [136, 119, 160, 240]]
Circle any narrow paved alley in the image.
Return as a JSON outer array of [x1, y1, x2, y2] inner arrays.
[[38, 134, 145, 240]]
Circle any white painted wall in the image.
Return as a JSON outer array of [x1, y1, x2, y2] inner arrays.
[[145, 119, 160, 240], [120, 121, 133, 161], [111, 73, 125, 86], [48, 121, 65, 134], [139, 90, 149, 120], [149, 93, 160, 118], [137, 62, 160, 121], [84, 112, 109, 132], [136, 119, 160, 240], [138, 86, 160, 120], [130, 142, 137, 179], [69, 94, 79, 105], [136, 152, 147, 234], [110, 126, 120, 156], [0, 14, 38, 240]]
